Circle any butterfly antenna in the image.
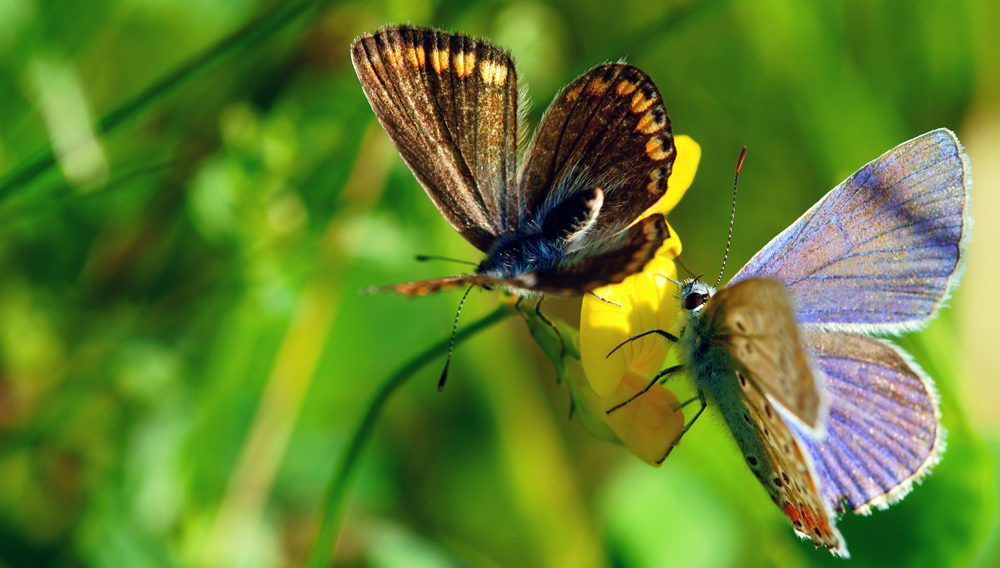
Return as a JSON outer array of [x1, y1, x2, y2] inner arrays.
[[653, 273, 682, 287], [415, 254, 478, 267], [675, 255, 696, 277], [439, 285, 474, 391], [715, 146, 746, 289]]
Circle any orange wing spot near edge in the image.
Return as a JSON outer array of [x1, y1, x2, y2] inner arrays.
[[587, 78, 611, 96], [800, 507, 817, 531], [430, 48, 450, 73], [783, 503, 801, 523], [616, 80, 637, 96], [645, 137, 673, 161], [631, 90, 653, 113]]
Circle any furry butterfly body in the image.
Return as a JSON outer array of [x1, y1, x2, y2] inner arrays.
[[351, 25, 676, 296], [669, 129, 971, 556]]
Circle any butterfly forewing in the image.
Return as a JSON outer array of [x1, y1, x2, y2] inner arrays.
[[701, 278, 826, 431], [518, 64, 676, 244], [730, 129, 971, 333], [352, 26, 520, 251], [794, 329, 944, 515]]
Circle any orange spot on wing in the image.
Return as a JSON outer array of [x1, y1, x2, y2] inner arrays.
[[631, 91, 653, 113], [645, 137, 672, 161], [587, 78, 610, 95], [385, 45, 404, 67], [406, 46, 425, 68], [431, 48, 449, 73], [800, 507, 817, 531], [454, 51, 476, 78], [617, 80, 637, 96]]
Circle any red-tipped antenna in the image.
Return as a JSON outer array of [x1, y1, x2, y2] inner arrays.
[[715, 146, 746, 289]]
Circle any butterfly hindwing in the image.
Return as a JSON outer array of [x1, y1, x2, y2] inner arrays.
[[385, 214, 670, 297], [351, 25, 520, 251], [793, 328, 944, 515], [709, 363, 848, 556], [370, 275, 509, 296], [701, 278, 826, 431], [730, 129, 971, 334], [518, 64, 676, 246], [526, 213, 670, 295]]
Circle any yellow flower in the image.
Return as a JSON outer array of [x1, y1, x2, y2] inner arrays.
[[572, 135, 699, 465], [580, 135, 700, 398], [568, 367, 686, 466]]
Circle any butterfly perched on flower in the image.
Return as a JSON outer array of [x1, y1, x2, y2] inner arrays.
[[351, 25, 677, 297], [620, 129, 971, 556]]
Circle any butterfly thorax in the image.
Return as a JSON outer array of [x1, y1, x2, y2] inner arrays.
[[476, 233, 565, 278], [677, 280, 731, 395], [677, 279, 737, 397], [476, 186, 608, 278]]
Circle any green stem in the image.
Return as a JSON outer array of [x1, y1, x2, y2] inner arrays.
[[0, 0, 322, 200], [304, 303, 515, 568]]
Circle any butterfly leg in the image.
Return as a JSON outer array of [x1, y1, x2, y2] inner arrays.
[[677, 395, 699, 408], [534, 296, 566, 359], [606, 329, 679, 358], [588, 291, 622, 308], [606, 365, 683, 414], [657, 388, 707, 464]]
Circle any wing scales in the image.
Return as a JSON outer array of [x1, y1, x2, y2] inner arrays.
[[518, 64, 676, 242], [793, 329, 944, 515], [712, 365, 848, 556], [352, 26, 520, 251], [730, 129, 971, 333], [701, 278, 826, 431]]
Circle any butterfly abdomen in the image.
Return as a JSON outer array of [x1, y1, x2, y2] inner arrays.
[[682, 317, 763, 463]]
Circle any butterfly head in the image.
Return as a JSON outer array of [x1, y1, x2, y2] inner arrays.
[[679, 278, 715, 317]]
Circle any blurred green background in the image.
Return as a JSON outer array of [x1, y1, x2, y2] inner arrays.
[[1, 0, 999, 566]]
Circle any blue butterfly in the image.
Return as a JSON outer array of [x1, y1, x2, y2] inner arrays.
[[631, 129, 971, 556]]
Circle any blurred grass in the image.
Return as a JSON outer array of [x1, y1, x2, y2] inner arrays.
[[0, 0, 998, 567]]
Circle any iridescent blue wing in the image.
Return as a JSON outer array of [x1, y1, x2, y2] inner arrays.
[[730, 129, 972, 334], [517, 64, 676, 247], [789, 329, 944, 514], [352, 26, 519, 252]]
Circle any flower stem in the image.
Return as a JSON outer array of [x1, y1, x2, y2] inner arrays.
[[304, 303, 515, 568]]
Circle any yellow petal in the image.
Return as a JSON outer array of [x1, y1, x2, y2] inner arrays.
[[580, 245, 681, 398], [579, 135, 696, 398], [602, 370, 686, 467], [642, 135, 700, 219], [566, 366, 685, 466]]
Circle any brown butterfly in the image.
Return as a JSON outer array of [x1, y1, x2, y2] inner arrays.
[[351, 25, 676, 298]]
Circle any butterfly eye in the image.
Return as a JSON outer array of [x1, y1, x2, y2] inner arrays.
[[684, 292, 707, 310]]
